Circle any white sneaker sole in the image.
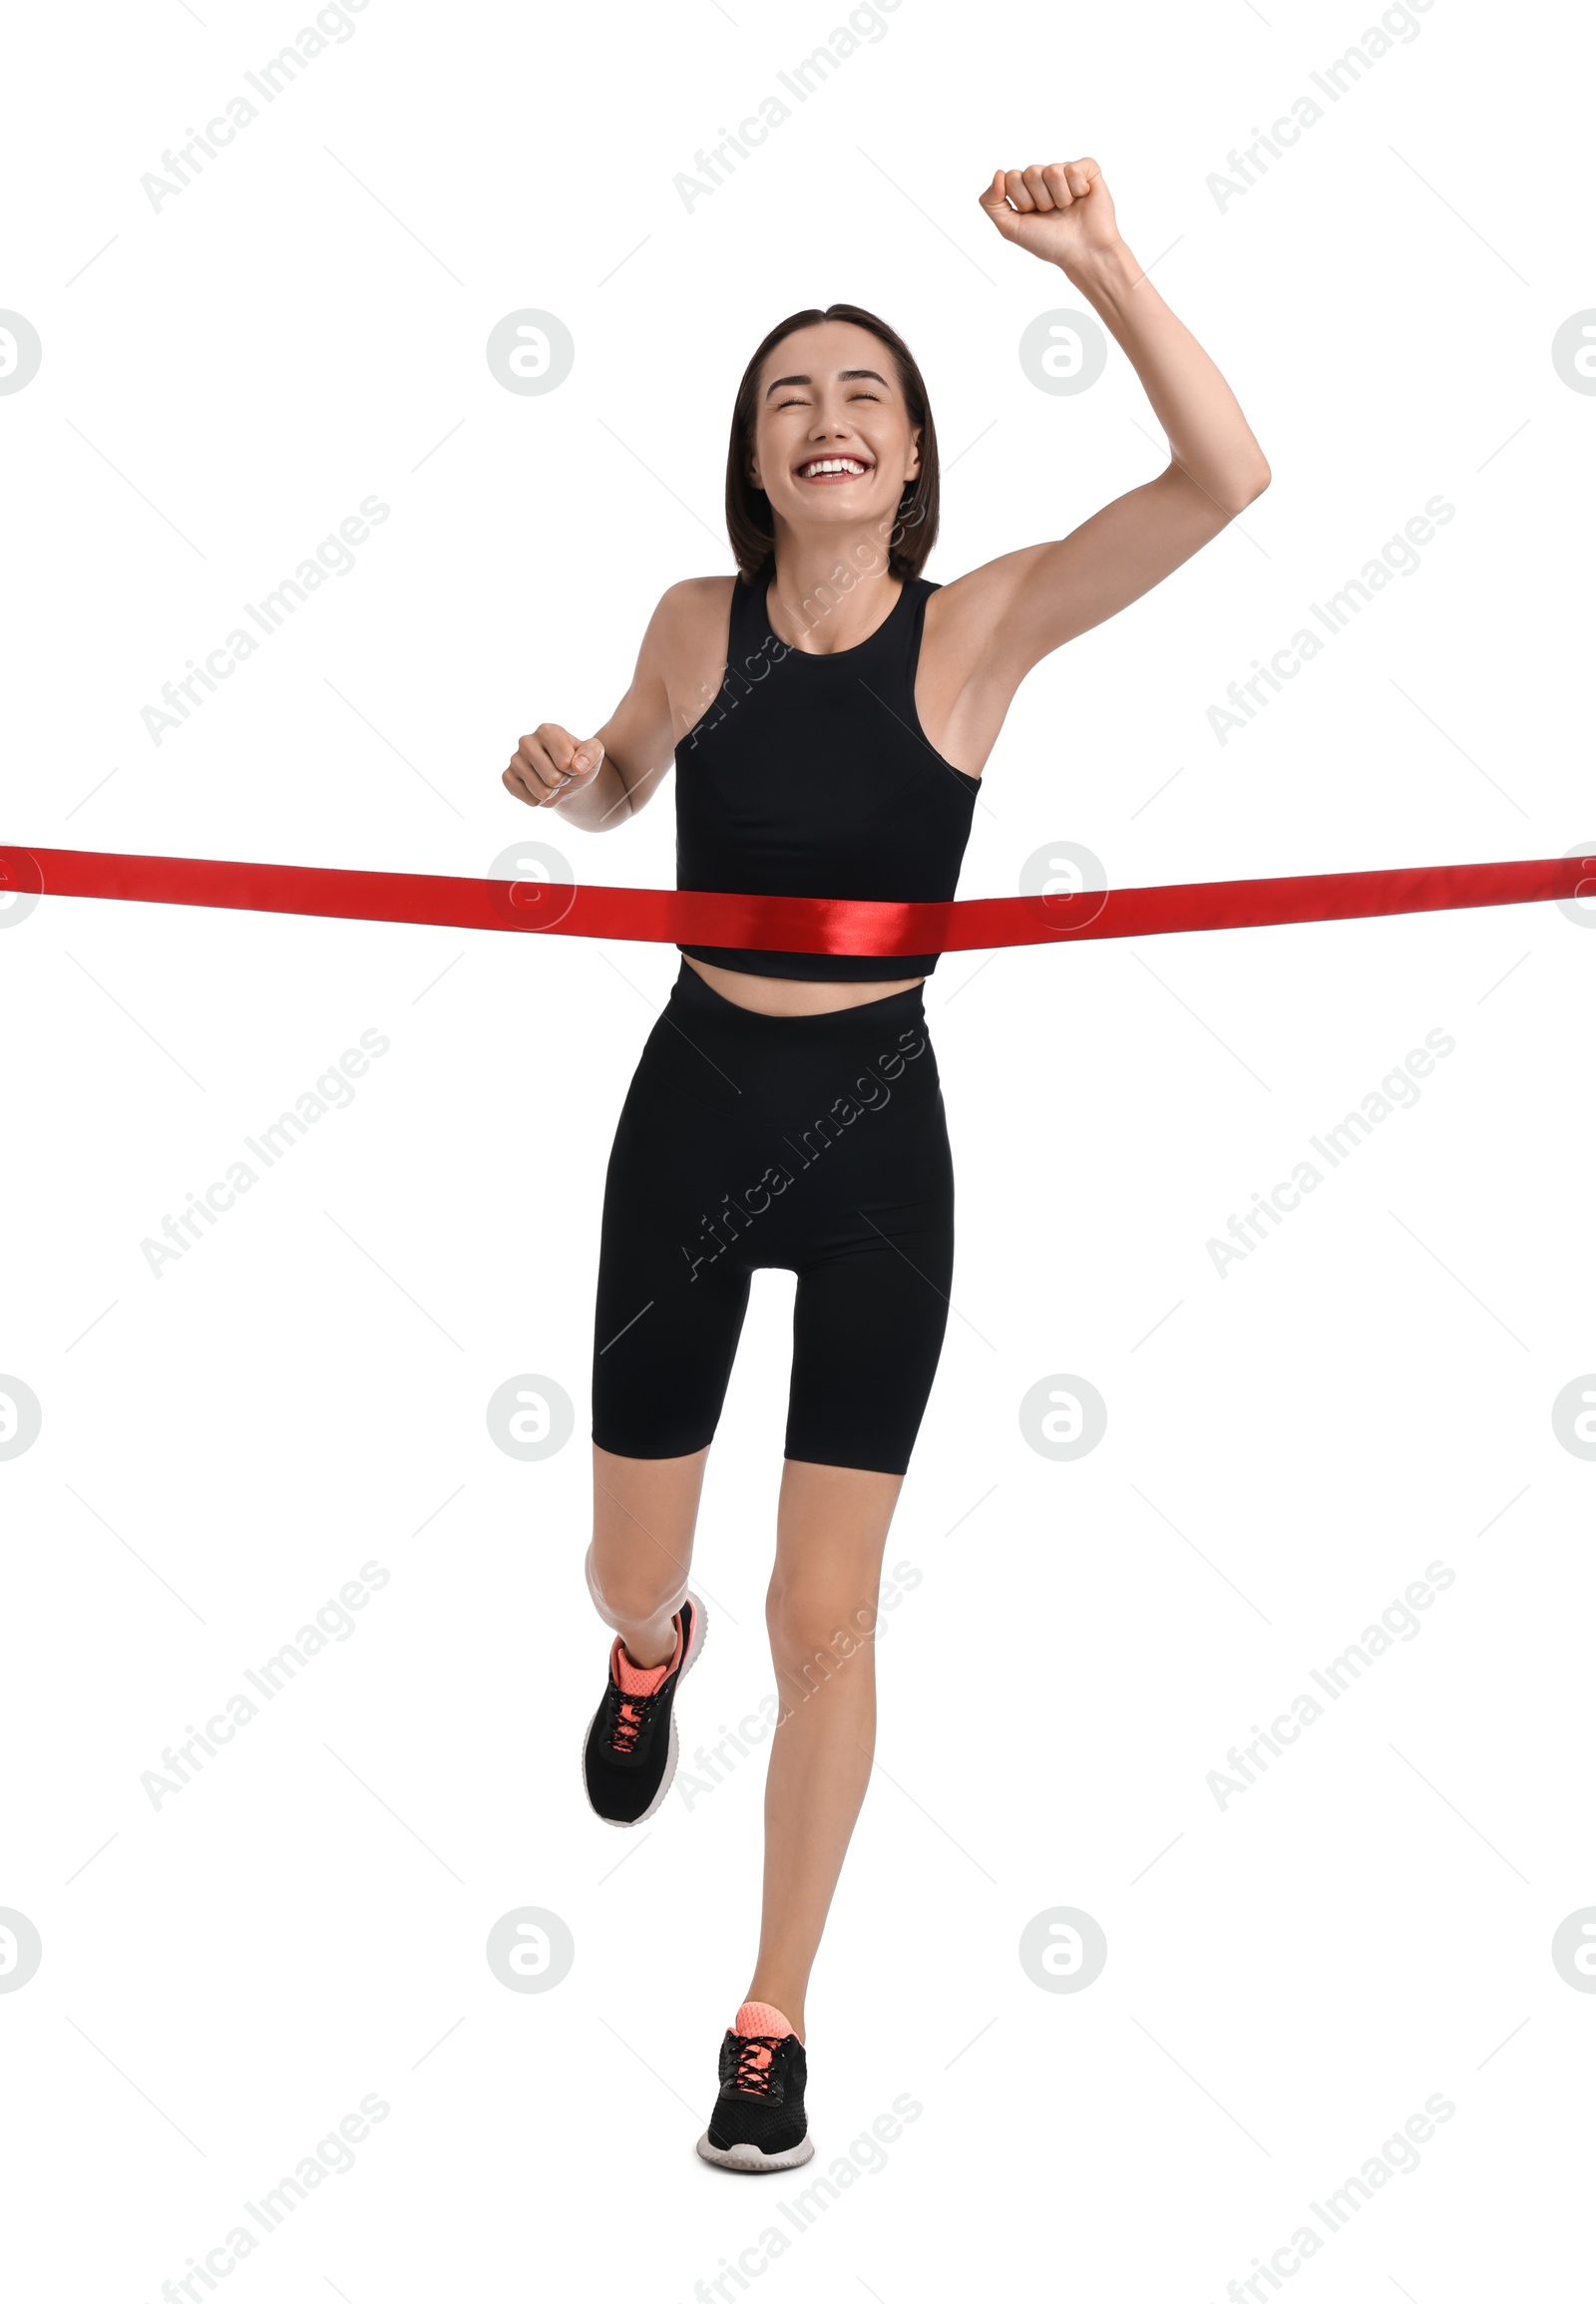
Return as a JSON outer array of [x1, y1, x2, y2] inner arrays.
[[582, 1592, 708, 1829], [695, 2130, 815, 2172]]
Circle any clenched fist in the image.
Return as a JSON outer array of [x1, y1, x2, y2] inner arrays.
[[978, 160, 1120, 270], [504, 724, 605, 810]]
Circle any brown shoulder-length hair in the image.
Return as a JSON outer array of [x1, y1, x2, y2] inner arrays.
[[724, 303, 940, 585]]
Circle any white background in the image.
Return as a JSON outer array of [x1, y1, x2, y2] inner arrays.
[[3, 0, 1593, 2297]]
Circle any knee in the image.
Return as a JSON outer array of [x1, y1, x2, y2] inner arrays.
[[766, 1578, 881, 1674], [586, 1544, 686, 1632]]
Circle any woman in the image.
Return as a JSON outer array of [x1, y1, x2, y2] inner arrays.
[[504, 159, 1269, 2171]]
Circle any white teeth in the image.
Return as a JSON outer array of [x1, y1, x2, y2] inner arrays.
[[799, 458, 869, 478]]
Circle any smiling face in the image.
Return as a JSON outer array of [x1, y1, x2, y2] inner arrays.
[[747, 320, 922, 553]]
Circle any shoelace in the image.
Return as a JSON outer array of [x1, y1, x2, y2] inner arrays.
[[607, 1686, 659, 1757], [732, 2034, 784, 2095]]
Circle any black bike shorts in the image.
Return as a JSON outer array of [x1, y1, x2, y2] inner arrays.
[[591, 961, 954, 1476]]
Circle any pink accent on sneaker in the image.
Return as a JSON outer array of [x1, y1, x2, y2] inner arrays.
[[729, 2001, 796, 2091], [611, 1611, 683, 1698], [734, 2001, 795, 2041]]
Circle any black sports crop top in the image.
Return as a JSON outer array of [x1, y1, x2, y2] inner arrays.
[[674, 562, 980, 979]]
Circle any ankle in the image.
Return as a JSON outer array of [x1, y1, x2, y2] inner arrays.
[[613, 1604, 682, 1672], [742, 1988, 804, 2044], [618, 1627, 674, 1671]]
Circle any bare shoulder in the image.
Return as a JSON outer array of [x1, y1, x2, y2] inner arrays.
[[646, 575, 738, 743], [651, 574, 737, 648]]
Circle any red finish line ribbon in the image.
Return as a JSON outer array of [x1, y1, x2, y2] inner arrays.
[[3, 845, 1593, 953]]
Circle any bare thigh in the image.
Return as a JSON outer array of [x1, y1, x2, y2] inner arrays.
[[585, 1447, 905, 1672]]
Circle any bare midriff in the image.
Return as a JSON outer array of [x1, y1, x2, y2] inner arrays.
[[682, 955, 924, 1016]]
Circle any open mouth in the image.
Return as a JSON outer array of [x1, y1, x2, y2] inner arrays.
[[794, 455, 873, 485]]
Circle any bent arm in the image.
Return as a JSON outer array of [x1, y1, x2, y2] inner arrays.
[[959, 175, 1271, 683], [509, 586, 690, 831], [1090, 238, 1272, 519]]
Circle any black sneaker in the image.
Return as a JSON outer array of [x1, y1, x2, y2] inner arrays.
[[696, 2021, 815, 2172], [582, 1594, 706, 1827]]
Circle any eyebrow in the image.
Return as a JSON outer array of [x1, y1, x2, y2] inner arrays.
[[763, 367, 892, 398]]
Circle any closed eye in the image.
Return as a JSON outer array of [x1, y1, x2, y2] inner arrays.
[[776, 391, 883, 408]]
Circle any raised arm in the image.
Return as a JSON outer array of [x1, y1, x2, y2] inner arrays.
[[941, 160, 1270, 689]]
